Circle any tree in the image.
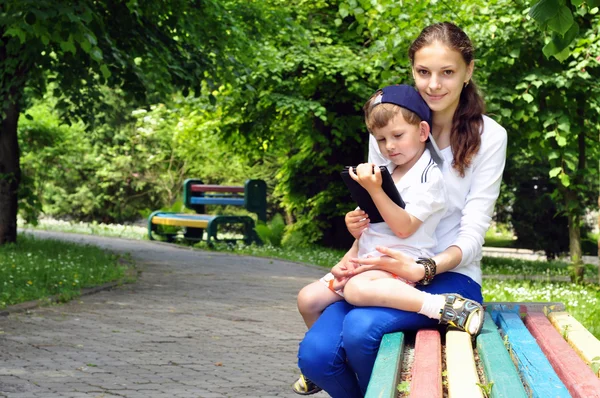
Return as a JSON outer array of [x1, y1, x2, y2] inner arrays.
[[0, 0, 255, 244], [476, 0, 600, 280]]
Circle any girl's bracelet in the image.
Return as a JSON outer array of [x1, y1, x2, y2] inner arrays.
[[416, 257, 437, 285]]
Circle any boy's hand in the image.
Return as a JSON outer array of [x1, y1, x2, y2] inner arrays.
[[345, 209, 369, 238], [331, 258, 360, 279], [349, 163, 383, 194]]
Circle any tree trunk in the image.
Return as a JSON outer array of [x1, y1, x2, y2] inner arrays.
[[0, 100, 21, 244], [568, 212, 583, 282]]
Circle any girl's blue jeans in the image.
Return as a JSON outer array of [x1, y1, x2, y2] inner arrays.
[[297, 272, 483, 398]]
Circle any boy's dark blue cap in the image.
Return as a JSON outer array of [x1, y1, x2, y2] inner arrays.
[[373, 84, 431, 128]]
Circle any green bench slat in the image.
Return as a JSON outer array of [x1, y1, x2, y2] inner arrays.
[[477, 313, 528, 398], [524, 312, 600, 397], [495, 311, 570, 398], [364, 332, 404, 398]]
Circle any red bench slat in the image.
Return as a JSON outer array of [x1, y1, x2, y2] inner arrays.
[[410, 329, 442, 398], [190, 184, 244, 193]]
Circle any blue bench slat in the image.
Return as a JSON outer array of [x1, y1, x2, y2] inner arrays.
[[495, 311, 570, 398], [190, 197, 245, 206]]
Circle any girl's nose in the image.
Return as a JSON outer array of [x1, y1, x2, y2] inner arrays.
[[429, 75, 441, 90]]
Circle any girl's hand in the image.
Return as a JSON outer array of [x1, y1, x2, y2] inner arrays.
[[345, 209, 369, 238], [349, 163, 383, 193], [350, 246, 426, 283]]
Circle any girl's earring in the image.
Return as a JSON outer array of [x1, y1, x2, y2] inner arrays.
[[464, 81, 470, 88]]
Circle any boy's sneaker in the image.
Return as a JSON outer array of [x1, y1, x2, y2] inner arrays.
[[292, 374, 322, 395], [439, 293, 485, 337]]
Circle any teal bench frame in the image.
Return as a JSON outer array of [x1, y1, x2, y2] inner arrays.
[[148, 178, 267, 245]]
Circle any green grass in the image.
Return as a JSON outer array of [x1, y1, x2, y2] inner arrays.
[[0, 234, 131, 308], [482, 256, 598, 280]]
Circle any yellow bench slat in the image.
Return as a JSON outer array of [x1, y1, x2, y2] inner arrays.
[[445, 331, 483, 398], [548, 311, 600, 377], [151, 216, 209, 228]]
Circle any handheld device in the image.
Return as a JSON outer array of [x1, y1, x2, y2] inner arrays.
[[340, 166, 405, 224]]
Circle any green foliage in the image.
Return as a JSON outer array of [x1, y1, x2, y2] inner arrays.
[[396, 380, 410, 395], [18, 92, 283, 224], [591, 356, 600, 375], [255, 214, 286, 247], [476, 381, 494, 398], [474, 0, 599, 268], [528, 0, 600, 61]]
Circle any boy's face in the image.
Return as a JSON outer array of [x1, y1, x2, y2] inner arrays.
[[372, 113, 429, 169]]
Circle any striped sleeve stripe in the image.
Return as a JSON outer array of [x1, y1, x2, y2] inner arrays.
[[421, 159, 435, 183]]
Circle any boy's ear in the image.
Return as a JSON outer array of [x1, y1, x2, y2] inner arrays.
[[419, 121, 430, 142]]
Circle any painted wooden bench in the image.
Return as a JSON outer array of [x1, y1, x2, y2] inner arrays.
[[366, 302, 600, 398], [147, 179, 267, 245]]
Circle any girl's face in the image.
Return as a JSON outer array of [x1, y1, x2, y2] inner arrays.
[[412, 41, 474, 116]]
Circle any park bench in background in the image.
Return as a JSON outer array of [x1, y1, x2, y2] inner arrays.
[[148, 179, 267, 245], [366, 302, 600, 398]]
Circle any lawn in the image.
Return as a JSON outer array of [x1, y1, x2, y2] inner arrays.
[[0, 233, 131, 308]]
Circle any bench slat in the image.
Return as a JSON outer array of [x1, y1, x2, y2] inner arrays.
[[190, 197, 245, 206], [477, 313, 528, 398], [190, 184, 244, 193], [446, 331, 483, 398], [524, 312, 600, 397], [409, 329, 442, 398], [496, 311, 570, 398], [547, 311, 600, 377], [151, 214, 212, 228], [364, 332, 404, 398]]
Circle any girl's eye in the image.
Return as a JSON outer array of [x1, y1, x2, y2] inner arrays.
[[443, 70, 454, 75], [395, 134, 403, 138], [377, 138, 385, 142], [417, 69, 429, 75]]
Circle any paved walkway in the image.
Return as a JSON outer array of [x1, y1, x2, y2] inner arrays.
[[0, 231, 328, 398]]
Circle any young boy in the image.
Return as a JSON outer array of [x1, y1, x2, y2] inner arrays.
[[293, 85, 484, 395]]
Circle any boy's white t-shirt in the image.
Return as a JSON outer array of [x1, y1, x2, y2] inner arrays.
[[368, 115, 508, 285], [358, 148, 447, 260]]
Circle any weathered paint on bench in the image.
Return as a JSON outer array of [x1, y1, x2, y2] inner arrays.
[[446, 330, 482, 398], [494, 311, 570, 397], [524, 311, 600, 397], [476, 313, 528, 398], [548, 311, 600, 377], [364, 332, 404, 398], [409, 329, 442, 398], [366, 302, 600, 398]]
